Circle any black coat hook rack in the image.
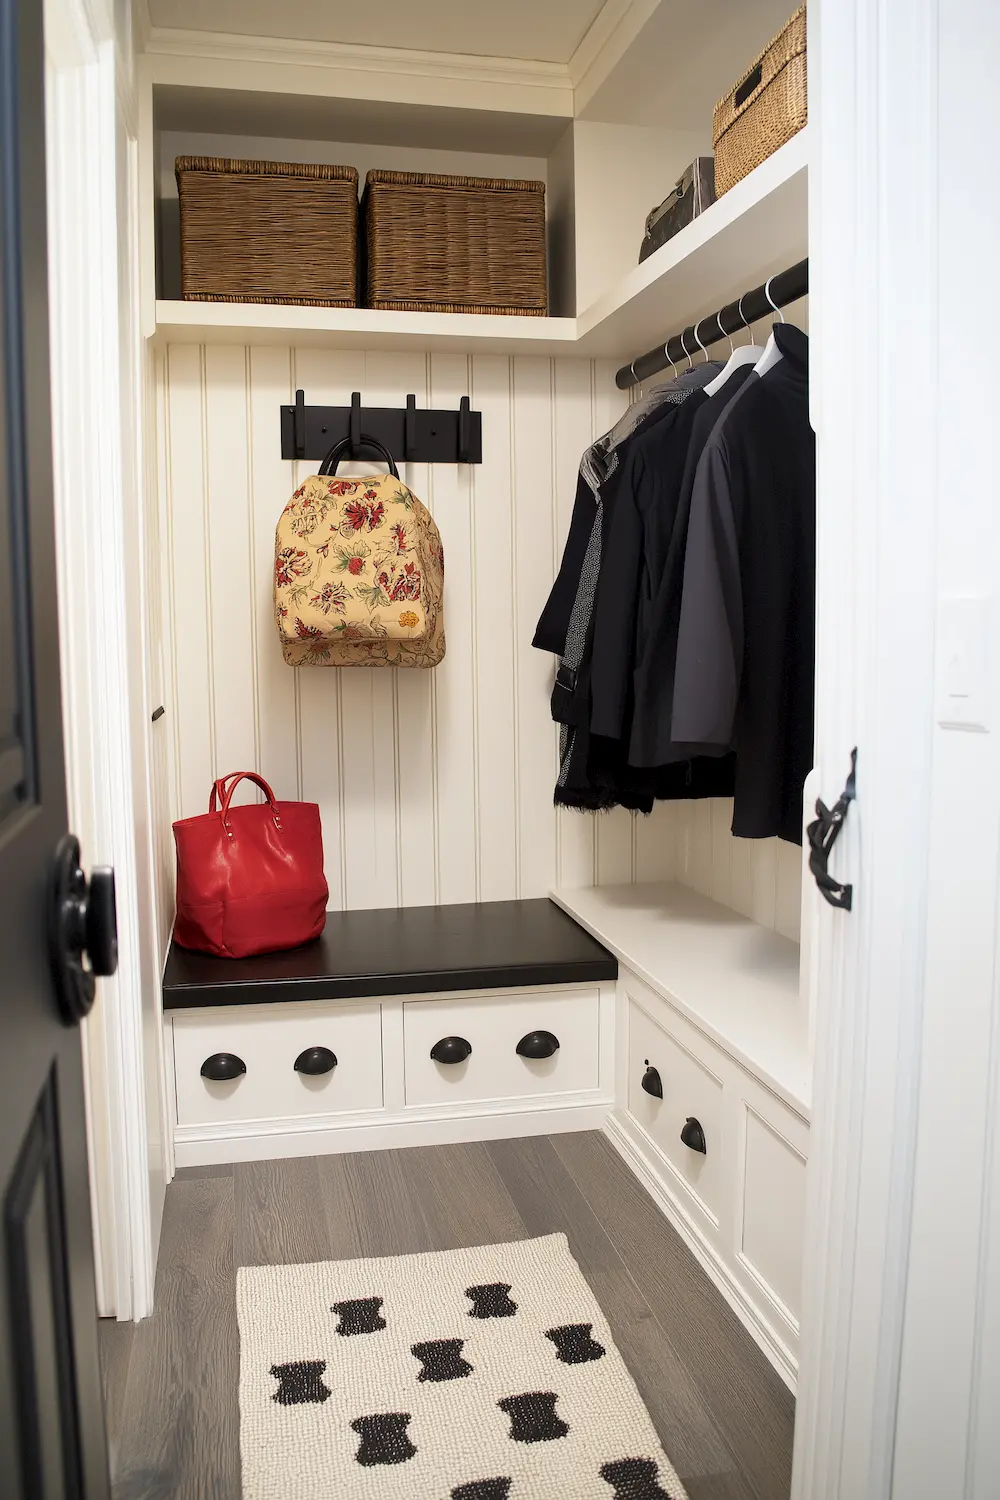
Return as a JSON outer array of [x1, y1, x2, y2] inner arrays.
[[281, 389, 482, 465]]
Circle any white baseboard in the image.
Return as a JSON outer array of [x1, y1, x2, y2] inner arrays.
[[173, 1097, 613, 1168], [603, 1110, 799, 1393]]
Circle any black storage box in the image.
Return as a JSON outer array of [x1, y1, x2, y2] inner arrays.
[[638, 157, 716, 263]]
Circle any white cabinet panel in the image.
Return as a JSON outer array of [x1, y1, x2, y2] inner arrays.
[[626, 993, 725, 1228], [738, 1094, 808, 1325], [402, 988, 600, 1107], [611, 960, 809, 1384], [172, 1003, 383, 1126]]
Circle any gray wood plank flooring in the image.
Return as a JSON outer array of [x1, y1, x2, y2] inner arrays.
[[101, 1132, 794, 1500]]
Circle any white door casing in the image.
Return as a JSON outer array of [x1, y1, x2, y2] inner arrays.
[[44, 0, 165, 1319]]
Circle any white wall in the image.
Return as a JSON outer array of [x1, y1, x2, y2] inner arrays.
[[155, 345, 684, 912], [571, 121, 709, 311]]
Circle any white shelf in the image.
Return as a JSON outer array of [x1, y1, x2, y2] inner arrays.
[[576, 129, 808, 358], [550, 881, 809, 1117], [153, 302, 578, 354], [152, 131, 808, 357]]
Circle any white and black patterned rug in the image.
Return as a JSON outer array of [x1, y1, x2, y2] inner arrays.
[[237, 1232, 689, 1500]]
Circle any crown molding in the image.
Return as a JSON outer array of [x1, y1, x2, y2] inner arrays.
[[569, 0, 641, 86], [143, 26, 574, 97], [569, 0, 661, 111], [136, 1, 657, 126], [131, 0, 152, 51]]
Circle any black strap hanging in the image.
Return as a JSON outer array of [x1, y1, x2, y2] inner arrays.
[[807, 749, 857, 910], [319, 434, 399, 478]]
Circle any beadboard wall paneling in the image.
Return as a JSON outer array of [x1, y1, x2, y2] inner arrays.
[[668, 798, 803, 942], [158, 345, 685, 911]]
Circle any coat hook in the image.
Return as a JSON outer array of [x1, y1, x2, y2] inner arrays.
[[350, 391, 362, 455], [294, 388, 306, 459], [405, 394, 417, 462], [458, 396, 471, 463]]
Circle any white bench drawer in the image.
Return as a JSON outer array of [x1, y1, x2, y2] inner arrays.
[[626, 993, 726, 1228], [172, 1002, 383, 1126], [402, 989, 600, 1108]]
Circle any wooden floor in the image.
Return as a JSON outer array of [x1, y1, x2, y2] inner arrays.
[[100, 1132, 794, 1500]]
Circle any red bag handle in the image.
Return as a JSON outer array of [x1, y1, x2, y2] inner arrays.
[[213, 772, 283, 837], [209, 773, 243, 813]]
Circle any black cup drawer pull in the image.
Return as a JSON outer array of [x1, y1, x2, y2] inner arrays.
[[641, 1061, 663, 1099], [681, 1116, 707, 1155], [516, 1030, 560, 1060], [295, 1046, 337, 1076], [200, 1053, 246, 1082], [430, 1036, 472, 1065]]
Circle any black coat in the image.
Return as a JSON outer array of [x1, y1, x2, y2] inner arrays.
[[671, 324, 815, 843]]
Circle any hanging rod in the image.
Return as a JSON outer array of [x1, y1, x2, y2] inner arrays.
[[615, 257, 809, 390]]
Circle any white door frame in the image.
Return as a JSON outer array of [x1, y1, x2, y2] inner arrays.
[[795, 0, 1000, 1495], [44, 0, 164, 1319]]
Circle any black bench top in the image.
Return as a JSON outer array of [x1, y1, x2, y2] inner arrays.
[[162, 897, 618, 1010]]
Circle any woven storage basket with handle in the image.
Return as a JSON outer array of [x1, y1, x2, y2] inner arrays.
[[176, 157, 359, 306], [712, 6, 807, 197], [362, 170, 548, 316]]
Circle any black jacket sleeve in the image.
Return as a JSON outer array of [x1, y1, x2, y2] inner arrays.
[[588, 450, 646, 741], [532, 471, 596, 655]]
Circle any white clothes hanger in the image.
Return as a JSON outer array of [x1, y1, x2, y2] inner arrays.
[[753, 277, 786, 378], [703, 294, 766, 397], [661, 341, 678, 387]]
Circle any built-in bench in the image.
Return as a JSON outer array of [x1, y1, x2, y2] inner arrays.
[[163, 897, 617, 1171], [163, 884, 807, 1388], [163, 896, 617, 1008]]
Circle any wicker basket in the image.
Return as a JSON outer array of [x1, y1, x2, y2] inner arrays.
[[712, 6, 807, 196], [362, 170, 548, 316], [175, 157, 359, 306]]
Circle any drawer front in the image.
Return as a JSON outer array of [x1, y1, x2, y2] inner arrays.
[[402, 989, 600, 1108], [172, 1003, 383, 1126], [736, 1081, 809, 1326], [626, 995, 725, 1226]]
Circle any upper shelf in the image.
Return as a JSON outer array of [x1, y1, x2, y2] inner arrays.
[[153, 130, 808, 359]]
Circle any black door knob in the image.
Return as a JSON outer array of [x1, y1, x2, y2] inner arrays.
[[48, 834, 119, 1025], [640, 1062, 663, 1099], [294, 1046, 337, 1076], [200, 1053, 247, 1082], [430, 1036, 472, 1064], [516, 1030, 560, 1059], [680, 1116, 707, 1154]]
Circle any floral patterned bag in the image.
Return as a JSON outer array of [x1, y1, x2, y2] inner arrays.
[[273, 438, 445, 668]]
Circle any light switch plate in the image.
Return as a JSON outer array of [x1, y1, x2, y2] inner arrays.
[[936, 595, 991, 732]]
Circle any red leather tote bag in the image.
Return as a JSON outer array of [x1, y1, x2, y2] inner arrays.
[[172, 773, 328, 958]]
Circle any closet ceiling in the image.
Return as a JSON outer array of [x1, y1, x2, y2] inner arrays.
[[145, 0, 608, 63], [576, 0, 799, 126]]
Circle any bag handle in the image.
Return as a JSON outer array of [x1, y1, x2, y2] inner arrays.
[[209, 773, 244, 813], [215, 772, 283, 838], [319, 434, 399, 478]]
